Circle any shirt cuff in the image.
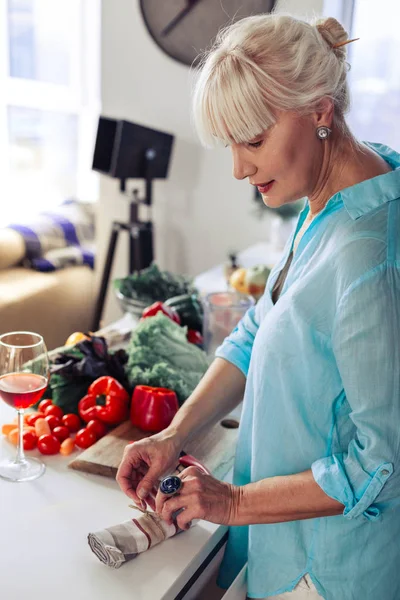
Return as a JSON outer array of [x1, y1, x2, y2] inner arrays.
[[311, 454, 393, 521], [215, 339, 251, 378]]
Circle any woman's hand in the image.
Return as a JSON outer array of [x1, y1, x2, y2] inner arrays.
[[155, 465, 239, 530], [116, 430, 183, 509]]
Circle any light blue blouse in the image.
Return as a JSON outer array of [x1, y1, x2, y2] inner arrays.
[[216, 142, 400, 599]]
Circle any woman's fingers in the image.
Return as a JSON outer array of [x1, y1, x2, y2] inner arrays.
[[159, 495, 184, 525], [176, 509, 197, 531], [116, 460, 142, 502], [155, 470, 190, 516], [156, 465, 235, 526], [116, 441, 156, 499], [155, 484, 170, 516], [116, 442, 153, 500], [157, 467, 203, 523], [160, 496, 198, 530], [135, 460, 164, 501], [116, 434, 183, 507], [144, 487, 159, 511]]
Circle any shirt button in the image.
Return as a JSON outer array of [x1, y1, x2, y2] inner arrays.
[[381, 469, 390, 476]]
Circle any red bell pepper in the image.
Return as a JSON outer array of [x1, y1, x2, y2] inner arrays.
[[130, 385, 179, 432], [78, 376, 130, 425], [141, 301, 181, 324]]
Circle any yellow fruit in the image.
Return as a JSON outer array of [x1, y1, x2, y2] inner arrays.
[[65, 332, 89, 346], [245, 265, 271, 299], [229, 268, 248, 294]]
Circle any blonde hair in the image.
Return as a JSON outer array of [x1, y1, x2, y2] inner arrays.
[[192, 15, 351, 146]]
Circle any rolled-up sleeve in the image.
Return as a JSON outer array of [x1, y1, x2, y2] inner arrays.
[[215, 294, 265, 377], [312, 264, 400, 521]]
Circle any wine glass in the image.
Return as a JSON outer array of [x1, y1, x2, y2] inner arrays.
[[0, 331, 49, 482]]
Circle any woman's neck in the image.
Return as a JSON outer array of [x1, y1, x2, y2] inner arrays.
[[308, 134, 391, 217]]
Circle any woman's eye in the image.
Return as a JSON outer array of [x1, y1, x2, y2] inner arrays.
[[247, 140, 263, 148]]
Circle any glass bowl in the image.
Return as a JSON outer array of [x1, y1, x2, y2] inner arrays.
[[115, 290, 149, 318]]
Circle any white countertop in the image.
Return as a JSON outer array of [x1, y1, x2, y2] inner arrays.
[[0, 242, 277, 600], [0, 400, 226, 600]]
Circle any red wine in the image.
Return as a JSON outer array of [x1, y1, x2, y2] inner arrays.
[[0, 373, 48, 409]]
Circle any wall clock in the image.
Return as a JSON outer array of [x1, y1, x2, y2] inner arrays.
[[139, 0, 277, 67]]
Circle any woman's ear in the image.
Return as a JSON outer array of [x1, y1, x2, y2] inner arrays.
[[313, 97, 334, 128]]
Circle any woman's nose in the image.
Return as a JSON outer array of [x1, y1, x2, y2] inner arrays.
[[232, 148, 256, 181]]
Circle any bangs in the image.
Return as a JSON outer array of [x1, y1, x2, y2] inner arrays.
[[192, 52, 277, 147]]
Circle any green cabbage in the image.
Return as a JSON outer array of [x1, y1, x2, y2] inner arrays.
[[126, 313, 210, 404]]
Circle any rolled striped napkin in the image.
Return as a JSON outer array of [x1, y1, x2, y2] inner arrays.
[[88, 509, 180, 569], [88, 453, 209, 568]]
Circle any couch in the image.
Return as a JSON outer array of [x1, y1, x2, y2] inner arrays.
[[0, 227, 96, 350]]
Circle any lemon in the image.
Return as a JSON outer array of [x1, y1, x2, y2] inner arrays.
[[65, 331, 89, 346]]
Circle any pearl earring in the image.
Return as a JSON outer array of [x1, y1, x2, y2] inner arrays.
[[316, 126, 332, 140]]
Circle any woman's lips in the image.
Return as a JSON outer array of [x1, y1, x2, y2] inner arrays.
[[257, 180, 274, 194]]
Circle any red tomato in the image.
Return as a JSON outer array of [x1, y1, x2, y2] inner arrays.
[[52, 425, 70, 443], [26, 413, 44, 426], [45, 415, 61, 430], [44, 405, 64, 420], [23, 430, 38, 450], [75, 428, 97, 449], [38, 399, 53, 413], [62, 413, 82, 433], [37, 434, 61, 455], [86, 419, 108, 440]]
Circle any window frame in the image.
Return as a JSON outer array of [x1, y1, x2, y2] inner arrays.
[[324, 0, 400, 150], [0, 0, 101, 223]]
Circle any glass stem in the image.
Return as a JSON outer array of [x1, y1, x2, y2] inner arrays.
[[16, 409, 26, 464]]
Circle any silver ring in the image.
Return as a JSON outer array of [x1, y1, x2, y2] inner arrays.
[[159, 475, 183, 496]]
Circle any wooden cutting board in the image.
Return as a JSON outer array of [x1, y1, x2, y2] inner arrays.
[[68, 417, 239, 481]]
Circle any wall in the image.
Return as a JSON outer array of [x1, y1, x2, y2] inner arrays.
[[98, 0, 323, 325]]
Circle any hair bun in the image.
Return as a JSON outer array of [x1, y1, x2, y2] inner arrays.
[[315, 17, 349, 60]]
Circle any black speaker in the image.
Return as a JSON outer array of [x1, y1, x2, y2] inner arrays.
[[92, 117, 174, 183]]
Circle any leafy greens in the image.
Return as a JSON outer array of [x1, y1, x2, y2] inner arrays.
[[126, 313, 210, 404]]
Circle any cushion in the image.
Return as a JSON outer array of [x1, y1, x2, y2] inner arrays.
[[7, 199, 95, 271], [0, 228, 26, 270], [30, 246, 95, 272]]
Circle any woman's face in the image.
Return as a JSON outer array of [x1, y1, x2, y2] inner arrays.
[[230, 110, 325, 208]]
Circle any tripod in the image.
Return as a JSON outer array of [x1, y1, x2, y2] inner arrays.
[[91, 176, 154, 332], [90, 117, 174, 330]]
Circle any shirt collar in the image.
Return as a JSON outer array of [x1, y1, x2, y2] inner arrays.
[[339, 142, 400, 220]]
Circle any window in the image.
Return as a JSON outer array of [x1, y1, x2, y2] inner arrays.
[[0, 0, 100, 226], [347, 0, 400, 149], [324, 0, 400, 149]]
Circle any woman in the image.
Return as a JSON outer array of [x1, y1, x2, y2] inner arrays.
[[117, 14, 400, 600]]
